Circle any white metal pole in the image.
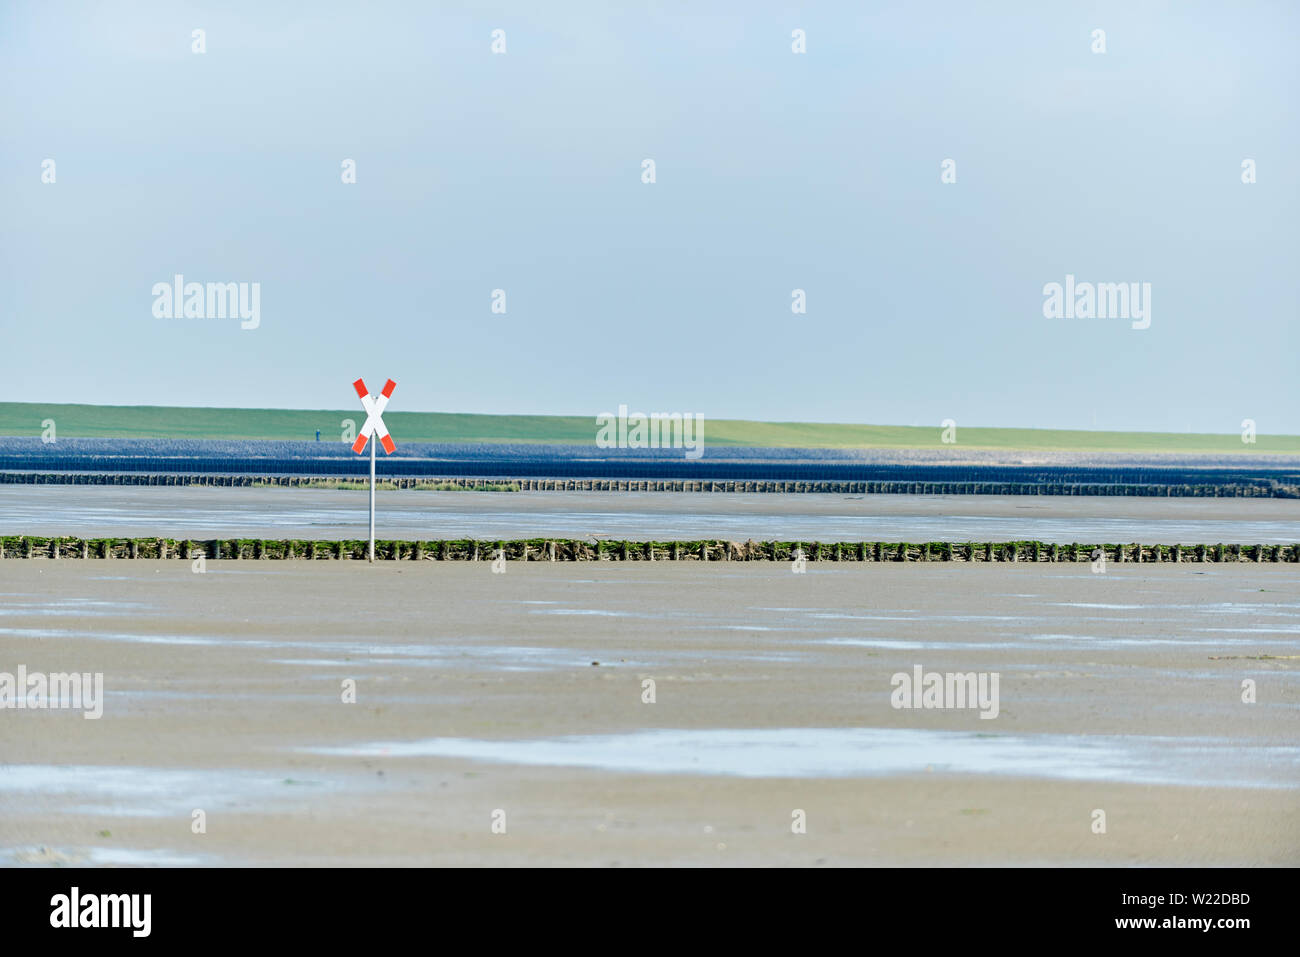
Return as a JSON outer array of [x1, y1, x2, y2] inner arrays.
[[368, 428, 376, 563]]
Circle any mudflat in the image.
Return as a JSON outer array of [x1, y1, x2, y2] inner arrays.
[[1, 561, 1296, 866], [4, 485, 1300, 542]]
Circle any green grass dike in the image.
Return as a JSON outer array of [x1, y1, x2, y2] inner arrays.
[[2, 401, 1297, 454]]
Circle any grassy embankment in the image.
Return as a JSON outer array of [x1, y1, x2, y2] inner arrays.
[[2, 402, 1297, 454]]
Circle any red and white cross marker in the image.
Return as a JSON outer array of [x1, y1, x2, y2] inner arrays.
[[351, 377, 397, 562], [351, 377, 397, 455]]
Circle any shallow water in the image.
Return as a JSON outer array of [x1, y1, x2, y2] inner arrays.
[[303, 727, 1300, 788], [4, 486, 1298, 543], [3, 845, 209, 867], [0, 764, 343, 817]]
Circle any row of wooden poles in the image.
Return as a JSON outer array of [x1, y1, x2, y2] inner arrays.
[[0, 472, 1289, 497], [3, 537, 1297, 563]]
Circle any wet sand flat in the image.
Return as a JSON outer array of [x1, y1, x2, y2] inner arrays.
[[3, 485, 1300, 543], [1, 561, 1297, 866]]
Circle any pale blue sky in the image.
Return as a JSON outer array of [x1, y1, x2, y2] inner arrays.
[[2, 1, 1296, 433]]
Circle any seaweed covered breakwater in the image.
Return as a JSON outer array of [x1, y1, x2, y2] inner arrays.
[[2, 536, 1297, 563]]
